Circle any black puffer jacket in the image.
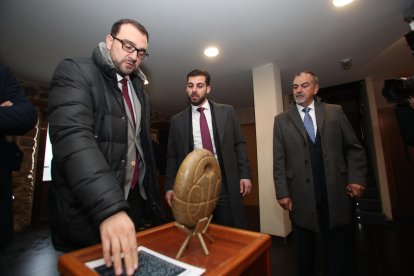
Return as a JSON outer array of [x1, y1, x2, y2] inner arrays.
[[48, 44, 164, 251]]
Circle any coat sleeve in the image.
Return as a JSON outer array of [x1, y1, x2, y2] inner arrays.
[[339, 106, 367, 186], [165, 117, 179, 191], [273, 115, 290, 199], [229, 106, 251, 180], [48, 59, 128, 224], [0, 66, 38, 135]]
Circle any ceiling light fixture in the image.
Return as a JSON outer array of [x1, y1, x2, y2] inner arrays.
[[332, 0, 354, 7], [204, 47, 219, 57], [340, 57, 353, 70]]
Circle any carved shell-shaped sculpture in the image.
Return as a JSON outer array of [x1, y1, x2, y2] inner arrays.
[[172, 149, 221, 228]]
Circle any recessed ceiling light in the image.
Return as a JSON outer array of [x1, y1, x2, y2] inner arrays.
[[204, 47, 219, 57], [332, 0, 354, 7]]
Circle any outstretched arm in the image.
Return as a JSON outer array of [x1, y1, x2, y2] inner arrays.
[[100, 211, 138, 276]]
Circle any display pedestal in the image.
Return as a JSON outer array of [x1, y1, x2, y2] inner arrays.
[[58, 222, 271, 276]]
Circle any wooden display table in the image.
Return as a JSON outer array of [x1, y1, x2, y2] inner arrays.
[[58, 222, 271, 275]]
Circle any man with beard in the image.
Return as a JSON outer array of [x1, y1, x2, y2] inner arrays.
[[48, 19, 164, 276], [273, 71, 367, 276], [165, 69, 252, 229]]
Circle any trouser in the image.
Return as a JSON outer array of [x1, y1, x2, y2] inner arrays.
[[212, 183, 234, 227], [293, 202, 354, 276], [128, 190, 149, 231], [0, 169, 13, 248]]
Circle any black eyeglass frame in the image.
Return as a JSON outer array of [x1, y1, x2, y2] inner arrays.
[[113, 37, 149, 60]]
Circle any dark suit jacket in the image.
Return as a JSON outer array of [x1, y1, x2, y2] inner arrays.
[[273, 97, 366, 232], [166, 100, 251, 228]]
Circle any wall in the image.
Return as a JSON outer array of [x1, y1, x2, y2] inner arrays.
[[12, 80, 48, 231]]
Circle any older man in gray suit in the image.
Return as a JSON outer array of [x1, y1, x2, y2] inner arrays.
[[273, 71, 366, 276], [165, 69, 252, 229]]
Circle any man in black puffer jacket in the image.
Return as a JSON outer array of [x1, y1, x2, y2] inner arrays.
[[48, 19, 164, 276]]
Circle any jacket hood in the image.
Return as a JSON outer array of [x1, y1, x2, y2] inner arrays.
[[98, 42, 148, 83]]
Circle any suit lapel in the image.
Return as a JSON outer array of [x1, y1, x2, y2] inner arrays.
[[130, 78, 143, 136], [177, 107, 191, 154], [288, 102, 308, 142], [210, 101, 225, 145], [314, 98, 325, 134]]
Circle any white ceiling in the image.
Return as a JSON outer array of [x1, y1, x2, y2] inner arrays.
[[1, 0, 414, 116]]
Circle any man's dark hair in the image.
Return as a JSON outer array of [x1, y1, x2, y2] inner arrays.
[[187, 69, 211, 86], [111, 19, 149, 41]]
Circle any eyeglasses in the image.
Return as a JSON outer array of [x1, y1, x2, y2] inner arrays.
[[113, 37, 149, 61]]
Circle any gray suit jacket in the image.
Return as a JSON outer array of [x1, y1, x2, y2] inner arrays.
[[166, 100, 251, 228], [273, 97, 366, 231]]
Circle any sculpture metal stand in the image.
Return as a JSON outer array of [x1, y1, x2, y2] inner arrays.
[[175, 215, 214, 259], [171, 149, 221, 259]]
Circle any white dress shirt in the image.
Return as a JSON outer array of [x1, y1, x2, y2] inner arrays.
[[192, 101, 217, 157]]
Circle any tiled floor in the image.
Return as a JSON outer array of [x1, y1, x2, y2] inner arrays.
[[0, 207, 413, 276]]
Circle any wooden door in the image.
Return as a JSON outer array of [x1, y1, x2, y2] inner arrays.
[[378, 107, 414, 218], [241, 123, 259, 206]]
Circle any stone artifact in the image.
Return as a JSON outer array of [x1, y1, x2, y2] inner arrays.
[[172, 149, 221, 228]]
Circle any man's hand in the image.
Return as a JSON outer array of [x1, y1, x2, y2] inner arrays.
[[240, 179, 252, 196], [99, 211, 138, 276], [0, 100, 13, 107], [346, 183, 365, 198], [278, 197, 293, 211], [165, 190, 173, 207]]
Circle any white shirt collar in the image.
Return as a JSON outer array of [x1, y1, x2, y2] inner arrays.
[[296, 100, 315, 113], [117, 74, 130, 82], [191, 100, 210, 112]]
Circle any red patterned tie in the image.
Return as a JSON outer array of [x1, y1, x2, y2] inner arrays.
[[121, 78, 139, 190], [197, 107, 214, 153]]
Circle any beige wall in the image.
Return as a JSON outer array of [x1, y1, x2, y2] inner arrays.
[[252, 63, 291, 237]]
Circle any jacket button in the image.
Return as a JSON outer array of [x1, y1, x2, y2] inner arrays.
[[306, 178, 310, 182], [304, 160, 308, 164]]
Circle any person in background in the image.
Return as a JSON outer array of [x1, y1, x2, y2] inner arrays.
[[273, 71, 367, 275], [165, 69, 252, 229], [0, 64, 38, 251], [48, 19, 164, 276]]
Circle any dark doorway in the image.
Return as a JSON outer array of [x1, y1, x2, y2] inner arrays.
[[318, 80, 386, 224]]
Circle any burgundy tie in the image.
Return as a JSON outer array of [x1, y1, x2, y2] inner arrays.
[[121, 78, 136, 128], [197, 107, 214, 153], [121, 78, 139, 189]]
